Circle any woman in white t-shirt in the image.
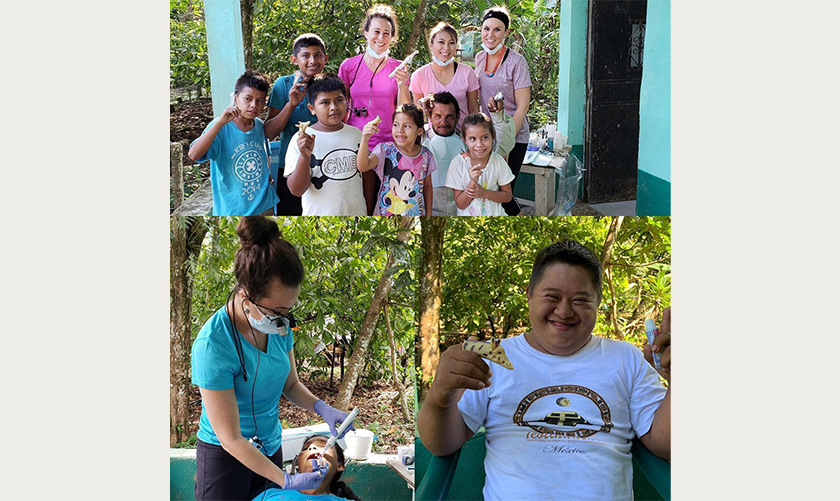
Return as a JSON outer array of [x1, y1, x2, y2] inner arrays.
[[445, 113, 513, 216], [410, 22, 480, 130]]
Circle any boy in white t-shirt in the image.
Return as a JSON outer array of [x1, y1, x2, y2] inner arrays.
[[285, 73, 366, 215], [418, 240, 671, 501]]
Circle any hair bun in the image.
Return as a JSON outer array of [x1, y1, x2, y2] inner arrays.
[[236, 216, 281, 249]]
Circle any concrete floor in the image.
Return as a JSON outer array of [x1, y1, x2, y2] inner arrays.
[[517, 198, 635, 216], [588, 200, 637, 216]]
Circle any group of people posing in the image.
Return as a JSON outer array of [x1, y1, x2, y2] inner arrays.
[[189, 4, 533, 217]]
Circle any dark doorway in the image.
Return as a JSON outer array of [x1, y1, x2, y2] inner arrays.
[[584, 0, 647, 203]]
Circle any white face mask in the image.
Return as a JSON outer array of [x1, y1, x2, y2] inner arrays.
[[482, 42, 504, 55], [432, 55, 455, 66], [247, 309, 290, 335], [366, 43, 389, 59]]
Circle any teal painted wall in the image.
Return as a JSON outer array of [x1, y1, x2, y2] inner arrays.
[[204, 0, 246, 117], [636, 0, 671, 216], [557, 0, 588, 152]]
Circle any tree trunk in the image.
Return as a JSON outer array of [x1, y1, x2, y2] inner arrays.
[[605, 266, 625, 340], [600, 216, 624, 271], [334, 217, 414, 410], [385, 303, 411, 422], [600, 217, 624, 340], [171, 142, 184, 210], [403, 0, 428, 57], [170, 218, 192, 446], [170, 217, 209, 446], [241, 0, 255, 70], [417, 216, 445, 404]]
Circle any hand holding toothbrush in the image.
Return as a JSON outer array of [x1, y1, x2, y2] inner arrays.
[[643, 307, 671, 382], [314, 400, 356, 440]]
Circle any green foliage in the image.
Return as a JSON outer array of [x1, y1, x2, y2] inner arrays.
[[188, 217, 416, 384], [173, 432, 198, 448], [170, 0, 209, 89], [438, 217, 671, 349], [513, 0, 560, 129]]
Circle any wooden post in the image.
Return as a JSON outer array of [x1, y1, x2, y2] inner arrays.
[[171, 142, 184, 210]]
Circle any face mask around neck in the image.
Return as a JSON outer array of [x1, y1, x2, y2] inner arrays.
[[432, 55, 455, 66], [366, 43, 389, 59], [482, 42, 504, 55]]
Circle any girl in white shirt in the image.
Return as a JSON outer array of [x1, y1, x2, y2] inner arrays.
[[445, 113, 514, 216]]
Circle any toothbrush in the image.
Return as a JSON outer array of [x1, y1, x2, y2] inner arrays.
[[644, 319, 661, 370], [389, 51, 419, 78], [323, 407, 359, 452]]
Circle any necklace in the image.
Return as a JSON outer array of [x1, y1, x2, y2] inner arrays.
[[484, 46, 507, 77]]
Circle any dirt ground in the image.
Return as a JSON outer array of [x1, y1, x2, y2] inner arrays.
[[187, 370, 414, 454], [170, 98, 214, 202]]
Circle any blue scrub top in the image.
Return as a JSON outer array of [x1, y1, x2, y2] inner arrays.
[[191, 306, 294, 456], [255, 489, 349, 501]]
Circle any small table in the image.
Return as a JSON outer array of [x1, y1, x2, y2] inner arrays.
[[520, 152, 569, 216], [386, 458, 415, 490]]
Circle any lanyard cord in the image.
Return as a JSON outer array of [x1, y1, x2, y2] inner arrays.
[[242, 298, 262, 435], [484, 46, 508, 76], [225, 287, 248, 381], [225, 287, 262, 441], [368, 56, 386, 110], [225, 287, 274, 499]]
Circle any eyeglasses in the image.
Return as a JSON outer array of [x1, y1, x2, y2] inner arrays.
[[353, 107, 368, 117], [246, 295, 298, 321]]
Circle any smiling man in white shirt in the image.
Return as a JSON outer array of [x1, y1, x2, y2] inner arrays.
[[418, 240, 671, 501]]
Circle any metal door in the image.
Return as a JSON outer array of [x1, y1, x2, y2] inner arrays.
[[584, 0, 647, 203]]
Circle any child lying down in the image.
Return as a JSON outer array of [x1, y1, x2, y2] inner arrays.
[[254, 435, 361, 501]]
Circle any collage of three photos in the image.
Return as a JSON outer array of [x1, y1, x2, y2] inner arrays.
[[170, 2, 671, 500]]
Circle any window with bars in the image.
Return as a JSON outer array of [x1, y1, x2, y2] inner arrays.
[[629, 21, 646, 68]]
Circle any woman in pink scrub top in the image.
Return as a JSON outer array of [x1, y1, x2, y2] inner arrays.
[[409, 22, 480, 130], [338, 3, 411, 214], [475, 5, 532, 216]]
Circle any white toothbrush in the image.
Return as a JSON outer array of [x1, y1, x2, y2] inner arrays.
[[323, 407, 359, 453], [389, 51, 419, 78]]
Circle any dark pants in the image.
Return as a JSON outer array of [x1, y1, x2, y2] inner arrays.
[[502, 142, 528, 216], [195, 438, 283, 501], [274, 173, 303, 216]]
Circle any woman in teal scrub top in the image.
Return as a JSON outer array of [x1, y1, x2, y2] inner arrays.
[[191, 216, 354, 501]]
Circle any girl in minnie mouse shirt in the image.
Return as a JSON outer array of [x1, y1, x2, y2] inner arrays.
[[356, 104, 435, 216]]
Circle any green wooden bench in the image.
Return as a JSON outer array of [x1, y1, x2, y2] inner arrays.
[[171, 448, 413, 501], [415, 432, 670, 501]]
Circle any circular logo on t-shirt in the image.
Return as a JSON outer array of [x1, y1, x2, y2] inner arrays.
[[234, 150, 264, 183], [513, 385, 614, 438], [318, 148, 359, 181]]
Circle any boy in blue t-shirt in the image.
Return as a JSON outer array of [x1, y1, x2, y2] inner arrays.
[[189, 70, 280, 216], [265, 34, 328, 215]]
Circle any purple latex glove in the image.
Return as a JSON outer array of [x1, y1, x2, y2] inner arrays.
[[314, 399, 355, 439], [283, 460, 328, 490]]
